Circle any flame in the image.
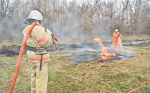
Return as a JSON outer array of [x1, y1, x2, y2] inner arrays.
[[94, 37, 116, 60], [93, 37, 104, 48]]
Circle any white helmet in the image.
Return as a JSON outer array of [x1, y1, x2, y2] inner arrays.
[[27, 10, 43, 20], [115, 29, 118, 32]]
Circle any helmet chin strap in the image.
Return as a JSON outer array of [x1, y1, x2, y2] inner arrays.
[[38, 20, 41, 24]]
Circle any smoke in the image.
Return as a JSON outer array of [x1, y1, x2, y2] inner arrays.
[[44, 6, 85, 44], [44, 9, 112, 45], [0, 1, 113, 46], [0, 18, 23, 43], [0, 6, 28, 44]]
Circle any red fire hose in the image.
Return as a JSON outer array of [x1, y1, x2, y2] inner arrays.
[[8, 22, 40, 93], [128, 86, 147, 93]]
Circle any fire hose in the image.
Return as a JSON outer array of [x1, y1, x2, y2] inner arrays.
[[127, 86, 148, 93], [8, 22, 41, 93]]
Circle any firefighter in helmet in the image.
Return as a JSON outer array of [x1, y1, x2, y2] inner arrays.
[[111, 29, 123, 51], [23, 10, 53, 93]]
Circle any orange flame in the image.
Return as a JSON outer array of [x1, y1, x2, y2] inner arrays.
[[94, 37, 116, 60]]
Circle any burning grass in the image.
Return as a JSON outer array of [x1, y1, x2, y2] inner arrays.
[[0, 44, 150, 93]]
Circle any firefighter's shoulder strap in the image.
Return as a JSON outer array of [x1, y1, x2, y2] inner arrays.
[[30, 25, 48, 55]]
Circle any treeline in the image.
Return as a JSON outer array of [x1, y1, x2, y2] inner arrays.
[[0, 0, 150, 41]]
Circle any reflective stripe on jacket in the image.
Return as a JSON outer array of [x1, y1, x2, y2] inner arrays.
[[22, 25, 52, 62], [28, 56, 50, 62]]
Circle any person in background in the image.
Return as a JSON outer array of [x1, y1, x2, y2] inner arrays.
[[111, 29, 123, 51], [23, 10, 53, 93]]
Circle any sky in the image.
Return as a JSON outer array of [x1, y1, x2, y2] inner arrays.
[[66, 0, 119, 3], [67, 0, 89, 3], [66, 0, 93, 5], [66, 0, 121, 5]]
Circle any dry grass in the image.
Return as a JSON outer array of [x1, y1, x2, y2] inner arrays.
[[122, 34, 150, 41], [0, 38, 150, 93], [50, 46, 150, 93]]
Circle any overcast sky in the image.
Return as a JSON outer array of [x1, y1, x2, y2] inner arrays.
[[67, 0, 119, 3], [66, 0, 121, 5], [66, 0, 94, 5], [67, 0, 88, 3]]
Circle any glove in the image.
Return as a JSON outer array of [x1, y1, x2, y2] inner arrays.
[[46, 29, 52, 35]]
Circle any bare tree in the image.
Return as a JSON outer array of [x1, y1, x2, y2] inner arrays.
[[0, 0, 9, 18], [0, 0, 150, 41]]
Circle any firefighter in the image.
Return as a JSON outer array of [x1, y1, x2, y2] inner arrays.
[[23, 10, 52, 93], [111, 29, 123, 51]]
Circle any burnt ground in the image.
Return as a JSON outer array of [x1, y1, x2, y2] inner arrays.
[[0, 39, 149, 61], [0, 42, 100, 57], [0, 45, 20, 57], [122, 39, 150, 46]]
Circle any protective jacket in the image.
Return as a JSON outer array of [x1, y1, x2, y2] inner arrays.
[[112, 32, 121, 45], [23, 25, 52, 62]]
